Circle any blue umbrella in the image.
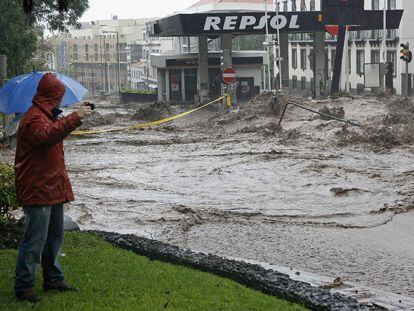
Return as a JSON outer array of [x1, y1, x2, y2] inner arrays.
[[0, 71, 88, 114]]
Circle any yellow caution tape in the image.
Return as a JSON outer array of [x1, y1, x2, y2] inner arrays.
[[71, 95, 225, 136]]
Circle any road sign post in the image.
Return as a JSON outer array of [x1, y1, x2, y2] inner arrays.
[[222, 67, 236, 108], [400, 42, 412, 97]]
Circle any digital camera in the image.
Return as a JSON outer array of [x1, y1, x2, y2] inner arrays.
[[84, 102, 95, 110]]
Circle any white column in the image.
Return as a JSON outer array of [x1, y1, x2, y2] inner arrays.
[[157, 68, 166, 102], [314, 31, 326, 99], [198, 35, 210, 102]]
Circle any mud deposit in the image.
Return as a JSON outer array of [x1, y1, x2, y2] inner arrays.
[[3, 95, 413, 297]]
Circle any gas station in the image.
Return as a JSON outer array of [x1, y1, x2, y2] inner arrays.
[[147, 0, 403, 103]]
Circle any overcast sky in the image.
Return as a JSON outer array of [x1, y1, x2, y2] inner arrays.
[[79, 0, 197, 22]]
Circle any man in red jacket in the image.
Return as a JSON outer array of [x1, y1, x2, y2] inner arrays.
[[13, 73, 92, 302]]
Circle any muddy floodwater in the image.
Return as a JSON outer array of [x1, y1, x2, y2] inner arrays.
[[3, 95, 413, 297]]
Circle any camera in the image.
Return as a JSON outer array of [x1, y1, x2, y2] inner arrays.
[[84, 102, 95, 110]]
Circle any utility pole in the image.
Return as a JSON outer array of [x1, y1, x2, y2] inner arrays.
[[264, 0, 271, 91], [406, 55, 409, 98], [400, 42, 412, 97]]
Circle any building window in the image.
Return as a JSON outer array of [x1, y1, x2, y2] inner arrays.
[[292, 75, 297, 89], [371, 50, 380, 63], [283, 0, 288, 11], [73, 44, 78, 52], [372, 0, 379, 10], [387, 51, 397, 76], [291, 0, 297, 11], [85, 44, 89, 52], [310, 0, 315, 11], [95, 53, 98, 61], [94, 44, 98, 51], [348, 49, 351, 74], [292, 48, 297, 69], [300, 49, 307, 70], [330, 49, 336, 71], [387, 0, 396, 9], [356, 50, 365, 75], [301, 77, 306, 90]]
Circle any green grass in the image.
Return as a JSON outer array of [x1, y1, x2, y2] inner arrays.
[[0, 232, 307, 311]]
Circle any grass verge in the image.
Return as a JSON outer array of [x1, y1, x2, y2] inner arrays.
[[0, 232, 308, 310]]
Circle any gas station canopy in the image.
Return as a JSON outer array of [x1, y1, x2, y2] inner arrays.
[[147, 0, 403, 37]]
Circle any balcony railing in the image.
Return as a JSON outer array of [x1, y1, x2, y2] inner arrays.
[[289, 33, 313, 42], [290, 29, 399, 43]]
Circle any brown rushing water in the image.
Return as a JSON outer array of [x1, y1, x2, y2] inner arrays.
[[3, 96, 413, 296]]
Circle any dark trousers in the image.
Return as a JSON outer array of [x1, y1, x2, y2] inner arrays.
[[14, 204, 65, 292]]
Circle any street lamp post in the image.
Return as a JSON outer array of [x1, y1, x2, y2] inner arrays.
[[274, 0, 283, 93], [99, 35, 104, 94], [103, 30, 120, 94], [125, 45, 132, 89], [102, 34, 108, 93], [91, 56, 95, 97]]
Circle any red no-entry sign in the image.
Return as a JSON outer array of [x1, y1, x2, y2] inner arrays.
[[222, 67, 236, 85]]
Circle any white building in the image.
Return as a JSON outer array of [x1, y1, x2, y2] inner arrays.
[[282, 0, 412, 96], [130, 61, 146, 90], [136, 30, 174, 90], [52, 17, 157, 94]]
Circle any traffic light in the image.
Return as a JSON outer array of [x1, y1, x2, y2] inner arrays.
[[322, 0, 364, 26], [400, 43, 412, 63]]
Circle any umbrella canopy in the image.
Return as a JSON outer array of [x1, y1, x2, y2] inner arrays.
[[0, 71, 88, 114]]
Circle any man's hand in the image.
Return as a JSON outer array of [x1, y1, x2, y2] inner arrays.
[[76, 103, 93, 119]]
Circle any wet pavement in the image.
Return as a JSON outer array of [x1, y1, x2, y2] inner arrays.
[[2, 95, 413, 297]]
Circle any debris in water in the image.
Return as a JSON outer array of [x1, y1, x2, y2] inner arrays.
[[133, 102, 172, 121], [318, 106, 345, 120]]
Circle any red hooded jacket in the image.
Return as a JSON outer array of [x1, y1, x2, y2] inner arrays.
[[14, 73, 82, 206]]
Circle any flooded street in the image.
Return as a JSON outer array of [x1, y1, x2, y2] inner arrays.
[[3, 95, 413, 296], [65, 96, 414, 296]]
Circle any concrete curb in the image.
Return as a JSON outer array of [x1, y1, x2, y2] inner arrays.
[[88, 230, 382, 311], [226, 257, 414, 311]]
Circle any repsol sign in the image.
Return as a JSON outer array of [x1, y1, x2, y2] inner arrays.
[[204, 14, 300, 31], [151, 11, 351, 36], [151, 10, 403, 36]]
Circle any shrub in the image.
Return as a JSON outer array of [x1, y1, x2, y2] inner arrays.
[[0, 162, 19, 220], [120, 88, 157, 95]]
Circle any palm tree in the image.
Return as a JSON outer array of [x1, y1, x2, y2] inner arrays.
[[23, 0, 71, 14]]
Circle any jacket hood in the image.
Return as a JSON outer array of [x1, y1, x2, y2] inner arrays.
[[32, 73, 65, 115]]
